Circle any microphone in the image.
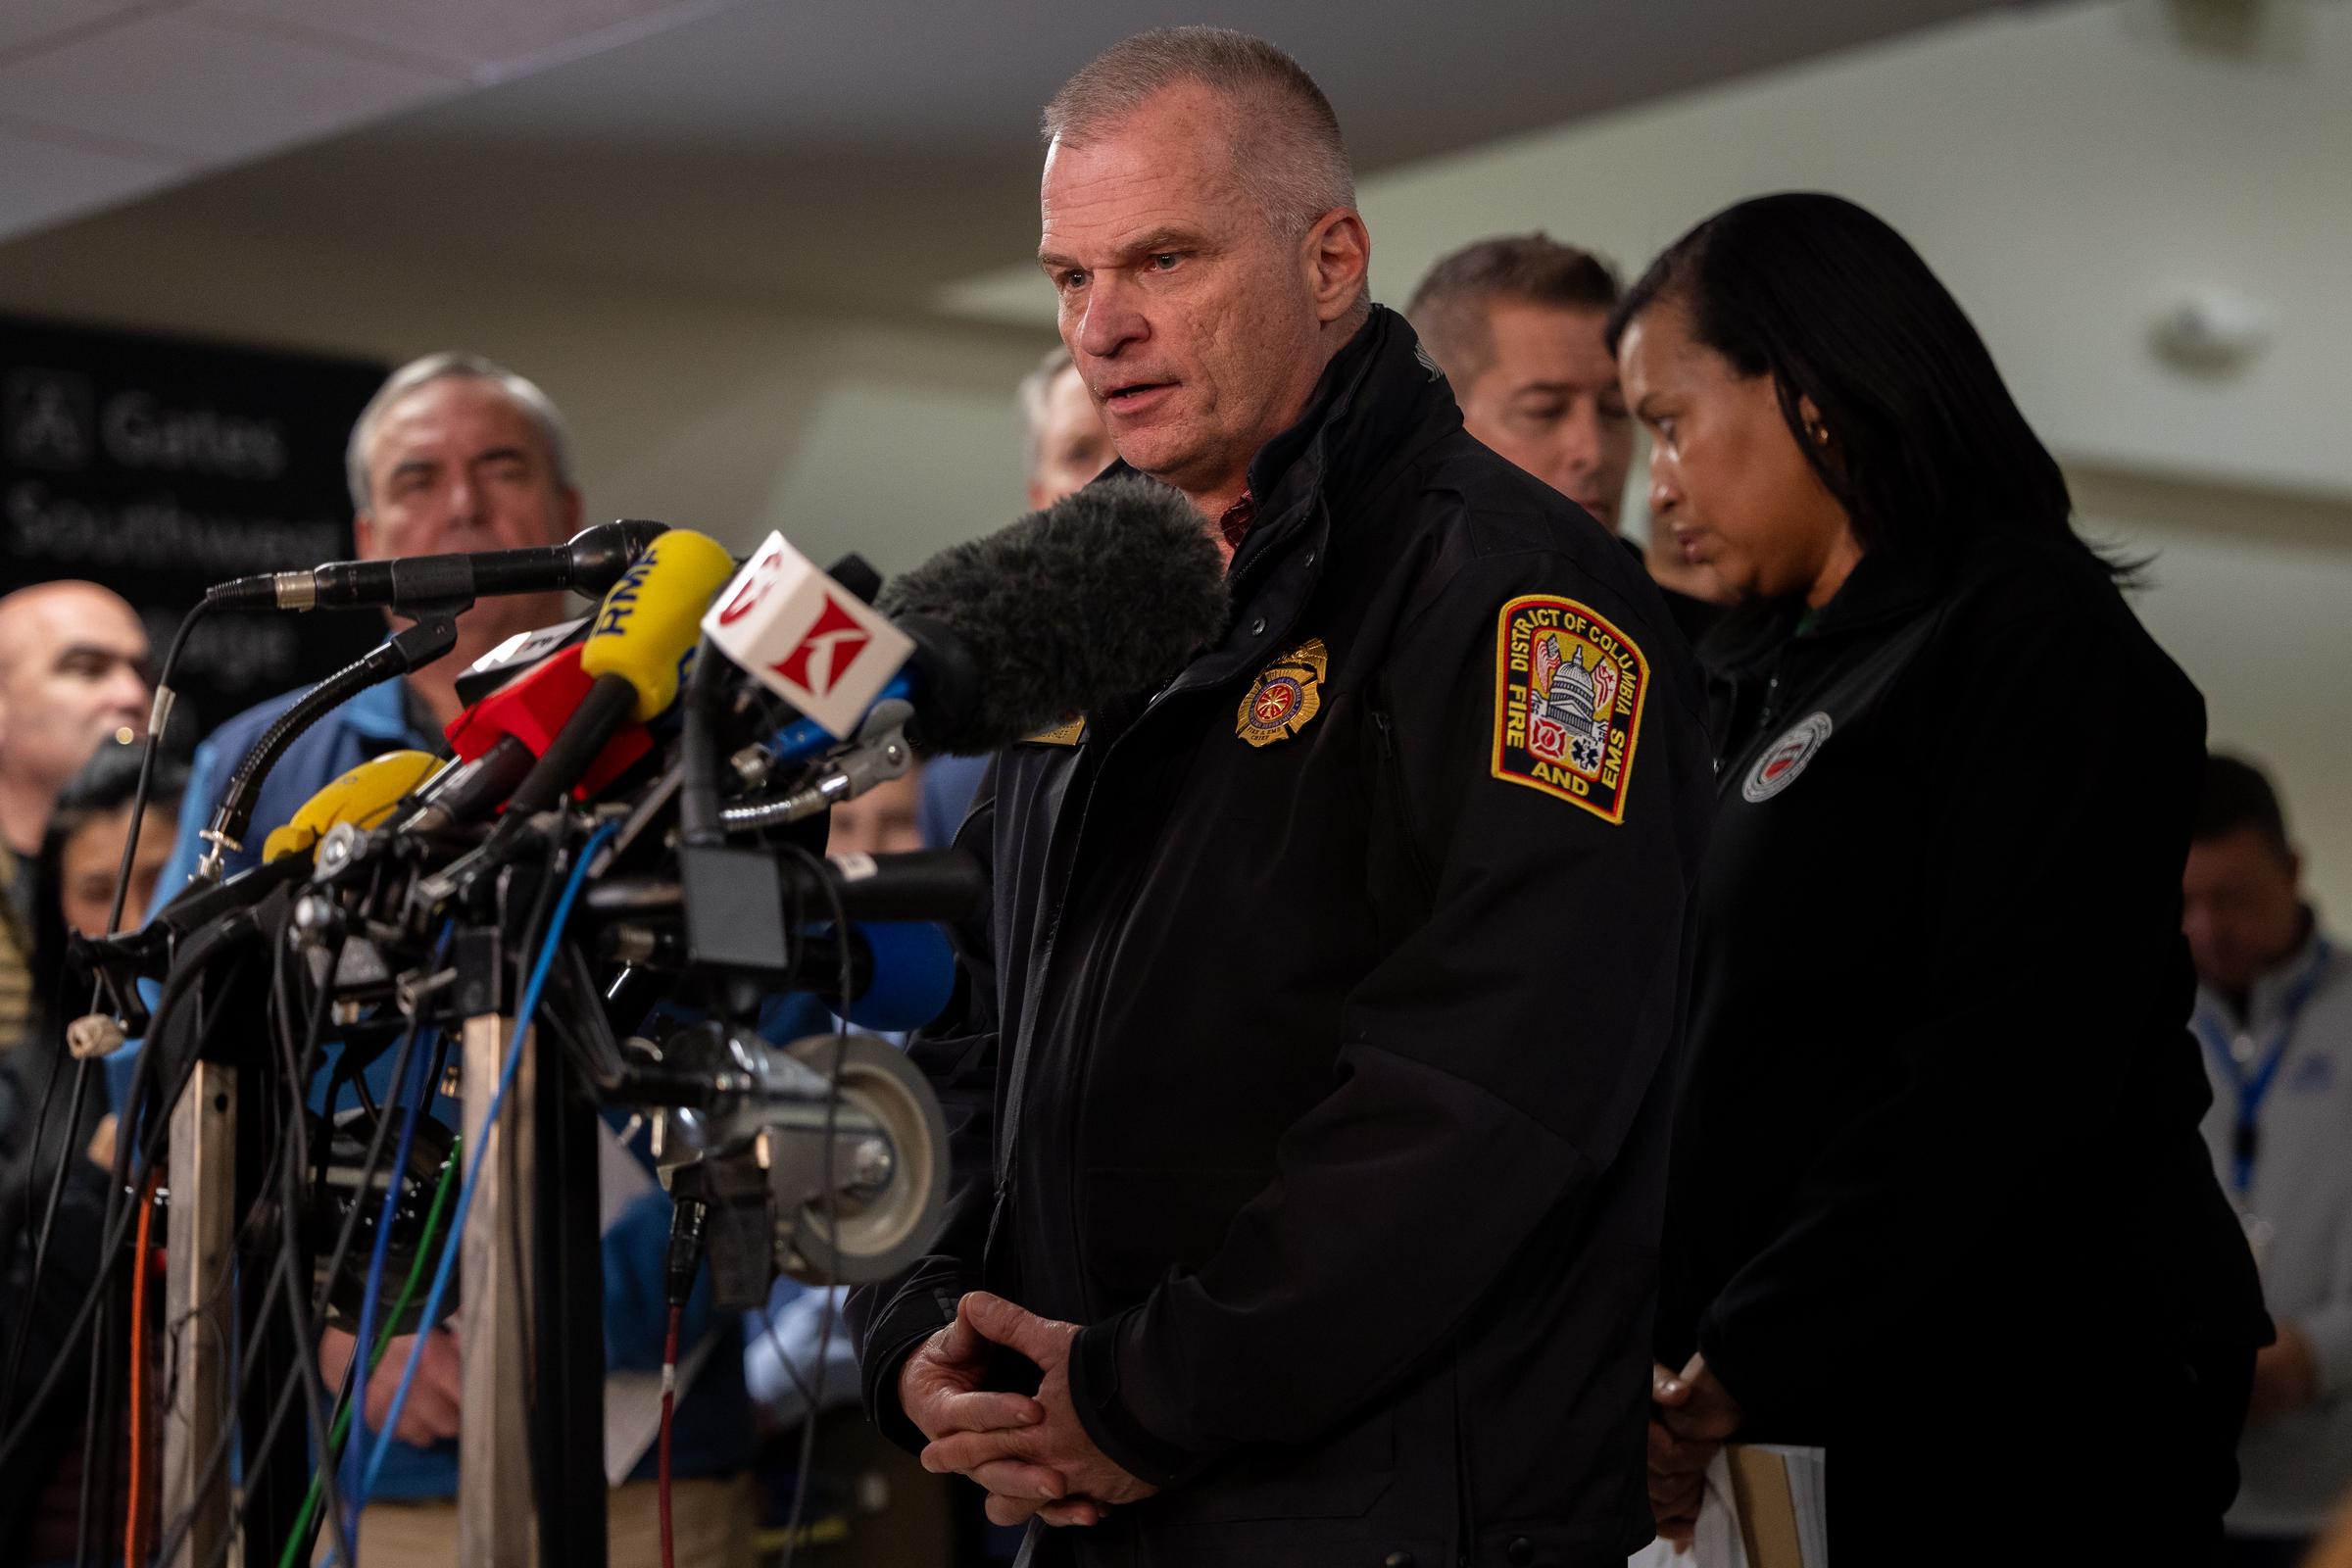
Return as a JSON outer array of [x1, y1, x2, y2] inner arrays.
[[205, 519, 670, 613], [260, 749, 447, 862], [453, 614, 592, 709], [420, 644, 653, 833], [586, 849, 986, 928], [792, 920, 958, 1032], [500, 528, 736, 819], [705, 477, 1227, 758]]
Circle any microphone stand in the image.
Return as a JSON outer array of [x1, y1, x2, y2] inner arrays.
[[195, 606, 466, 881]]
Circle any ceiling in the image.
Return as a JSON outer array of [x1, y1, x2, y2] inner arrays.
[[6, 0, 2032, 318], [0, 0, 731, 240]]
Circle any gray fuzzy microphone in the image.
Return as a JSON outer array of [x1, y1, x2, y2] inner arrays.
[[877, 476, 1231, 755]]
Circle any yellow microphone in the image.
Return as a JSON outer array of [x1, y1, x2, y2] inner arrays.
[[503, 529, 735, 816], [261, 749, 444, 862]]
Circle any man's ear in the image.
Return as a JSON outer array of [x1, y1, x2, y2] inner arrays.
[[1302, 208, 1371, 326], [351, 510, 379, 560], [555, 486, 583, 542]]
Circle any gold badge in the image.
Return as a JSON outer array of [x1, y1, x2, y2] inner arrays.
[[1021, 716, 1086, 746], [1236, 638, 1328, 748]]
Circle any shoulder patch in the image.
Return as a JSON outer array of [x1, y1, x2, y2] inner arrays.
[[1492, 595, 1647, 822], [1237, 638, 1328, 748]]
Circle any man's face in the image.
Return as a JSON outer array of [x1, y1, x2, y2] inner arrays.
[[1452, 300, 1633, 523], [1039, 83, 1347, 505], [352, 376, 582, 637], [1028, 364, 1115, 511], [2182, 828, 2306, 997], [826, 770, 925, 858], [0, 585, 152, 801]]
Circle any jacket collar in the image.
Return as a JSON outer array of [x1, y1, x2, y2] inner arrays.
[[1703, 546, 1945, 680], [1228, 305, 1455, 580]]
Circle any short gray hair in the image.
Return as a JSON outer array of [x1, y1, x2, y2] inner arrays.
[[1017, 343, 1078, 468], [345, 351, 575, 512], [1042, 27, 1354, 236]]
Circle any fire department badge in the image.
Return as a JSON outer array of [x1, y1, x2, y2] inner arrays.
[[1741, 711, 1833, 803], [1236, 637, 1328, 748], [1493, 596, 1647, 822]]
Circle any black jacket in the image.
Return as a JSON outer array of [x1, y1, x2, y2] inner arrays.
[[1659, 532, 2270, 1543], [850, 309, 1713, 1568]]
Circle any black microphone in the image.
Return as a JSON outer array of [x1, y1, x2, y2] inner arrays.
[[585, 849, 988, 927], [205, 519, 670, 612], [873, 475, 1231, 755]]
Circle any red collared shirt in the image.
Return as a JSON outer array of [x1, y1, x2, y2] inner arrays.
[[1216, 493, 1255, 559]]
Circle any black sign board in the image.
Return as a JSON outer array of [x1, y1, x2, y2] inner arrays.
[[1, 314, 389, 737]]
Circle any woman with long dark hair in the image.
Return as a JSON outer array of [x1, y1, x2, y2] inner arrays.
[[1610, 193, 2269, 1560]]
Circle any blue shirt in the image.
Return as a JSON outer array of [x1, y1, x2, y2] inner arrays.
[[917, 752, 991, 851], [129, 677, 752, 1499]]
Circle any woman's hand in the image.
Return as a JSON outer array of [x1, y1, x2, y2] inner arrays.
[[1646, 1353, 1743, 1550]]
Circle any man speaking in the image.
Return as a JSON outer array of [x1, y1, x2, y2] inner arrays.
[[848, 29, 1710, 1567]]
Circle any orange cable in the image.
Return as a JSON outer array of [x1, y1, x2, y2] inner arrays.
[[125, 1167, 161, 1568]]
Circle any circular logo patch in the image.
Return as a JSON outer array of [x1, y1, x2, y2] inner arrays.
[[1741, 711, 1834, 804], [1250, 677, 1301, 730]]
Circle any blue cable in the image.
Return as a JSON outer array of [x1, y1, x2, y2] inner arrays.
[[356, 823, 619, 1505], [335, 922, 454, 1552]]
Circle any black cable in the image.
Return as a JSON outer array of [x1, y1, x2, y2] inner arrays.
[[773, 841, 856, 1568], [146, 1247, 301, 1568], [0, 918, 258, 1474], [0, 601, 210, 1429], [282, 1018, 455, 1568], [505, 833, 568, 1536], [143, 1152, 300, 1568], [271, 927, 355, 1560], [143, 926, 331, 1568], [207, 614, 457, 864], [71, 1288, 110, 1568]]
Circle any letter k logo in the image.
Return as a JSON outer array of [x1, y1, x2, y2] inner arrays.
[[773, 595, 871, 698]]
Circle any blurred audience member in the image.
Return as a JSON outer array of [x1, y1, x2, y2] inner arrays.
[[140, 353, 755, 1568], [0, 582, 151, 1056], [1406, 232, 1726, 628], [831, 767, 926, 858], [1616, 193, 2268, 1562], [2186, 754, 2352, 1567], [0, 741, 183, 1559], [920, 346, 1114, 851], [1021, 343, 1116, 512]]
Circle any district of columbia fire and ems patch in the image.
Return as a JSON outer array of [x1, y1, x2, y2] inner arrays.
[[1236, 637, 1329, 748], [1492, 595, 1647, 822]]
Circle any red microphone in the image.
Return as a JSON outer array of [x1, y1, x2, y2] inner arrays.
[[412, 645, 653, 831]]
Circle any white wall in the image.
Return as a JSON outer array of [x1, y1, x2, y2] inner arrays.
[[1347, 0, 2352, 920], [1364, 0, 2352, 500], [2080, 470, 2352, 921], [4, 0, 2345, 920], [0, 211, 1048, 572]]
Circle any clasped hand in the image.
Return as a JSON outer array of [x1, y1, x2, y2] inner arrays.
[[1646, 1351, 1743, 1552], [899, 1291, 1157, 1529]]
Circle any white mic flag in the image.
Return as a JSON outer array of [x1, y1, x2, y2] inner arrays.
[[702, 532, 914, 738]]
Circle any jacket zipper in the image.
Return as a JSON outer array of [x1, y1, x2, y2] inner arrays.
[[1370, 694, 1437, 903]]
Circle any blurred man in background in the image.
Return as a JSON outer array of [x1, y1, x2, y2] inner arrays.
[[140, 351, 756, 1566], [2184, 754, 2352, 1568], [0, 582, 150, 1057], [1406, 234, 1724, 632], [918, 346, 1114, 851]]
